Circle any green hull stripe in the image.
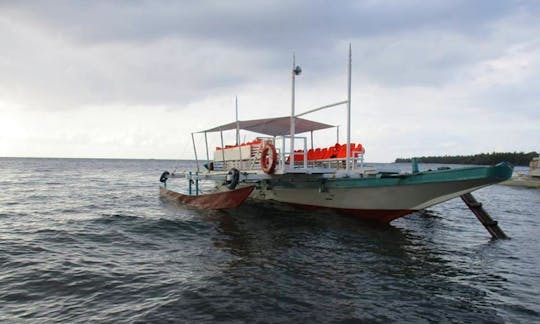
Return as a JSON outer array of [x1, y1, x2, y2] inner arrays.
[[269, 162, 513, 189]]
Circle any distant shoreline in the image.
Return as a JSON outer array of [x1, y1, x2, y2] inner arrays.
[[395, 152, 538, 166], [0, 156, 188, 162]]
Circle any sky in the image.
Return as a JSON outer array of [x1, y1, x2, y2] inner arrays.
[[0, 0, 539, 162]]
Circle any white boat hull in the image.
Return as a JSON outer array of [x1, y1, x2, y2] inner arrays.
[[248, 176, 504, 222], [252, 179, 489, 209]]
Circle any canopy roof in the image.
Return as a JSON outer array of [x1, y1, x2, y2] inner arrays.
[[199, 116, 335, 136]]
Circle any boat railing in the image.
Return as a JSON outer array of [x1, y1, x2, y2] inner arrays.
[[211, 136, 365, 174], [280, 135, 308, 170], [286, 142, 365, 172]]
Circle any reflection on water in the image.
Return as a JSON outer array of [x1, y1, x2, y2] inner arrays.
[[181, 201, 514, 322]]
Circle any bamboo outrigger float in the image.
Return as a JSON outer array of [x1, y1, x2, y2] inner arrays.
[[160, 45, 513, 238]]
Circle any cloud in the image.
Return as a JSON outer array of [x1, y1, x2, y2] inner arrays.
[[3, 1, 529, 45], [1, 1, 538, 108], [0, 1, 539, 160]]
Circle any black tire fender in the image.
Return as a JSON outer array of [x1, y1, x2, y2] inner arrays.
[[225, 168, 240, 190], [159, 171, 170, 183]]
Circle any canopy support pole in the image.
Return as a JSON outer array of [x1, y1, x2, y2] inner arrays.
[[310, 131, 314, 150], [204, 131, 209, 163], [235, 97, 242, 168], [295, 100, 348, 117], [220, 128, 225, 168], [191, 132, 199, 172]]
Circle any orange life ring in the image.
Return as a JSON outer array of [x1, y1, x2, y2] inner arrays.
[[260, 142, 277, 174]]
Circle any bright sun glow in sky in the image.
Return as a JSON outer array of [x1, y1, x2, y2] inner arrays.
[[1, 1, 539, 162]]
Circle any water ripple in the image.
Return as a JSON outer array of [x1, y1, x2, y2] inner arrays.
[[0, 158, 539, 323]]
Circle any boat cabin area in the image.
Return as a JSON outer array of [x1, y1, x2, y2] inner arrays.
[[194, 114, 366, 175], [210, 137, 365, 173]]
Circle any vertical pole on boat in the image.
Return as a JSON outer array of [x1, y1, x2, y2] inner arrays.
[[411, 158, 419, 174], [235, 97, 243, 168], [336, 126, 339, 144], [303, 138, 308, 169], [290, 53, 296, 170], [235, 96, 240, 146], [281, 137, 286, 169], [204, 131, 209, 163], [220, 128, 225, 169], [191, 132, 199, 172], [188, 171, 192, 195], [310, 131, 314, 150], [195, 172, 199, 196], [346, 44, 352, 174]]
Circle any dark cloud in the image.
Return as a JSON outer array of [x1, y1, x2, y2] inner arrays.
[[3, 1, 533, 47], [0, 0, 539, 110]]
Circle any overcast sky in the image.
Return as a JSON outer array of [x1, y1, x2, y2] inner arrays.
[[1, 1, 539, 162]]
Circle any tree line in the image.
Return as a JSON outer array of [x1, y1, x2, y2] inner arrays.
[[395, 151, 539, 166]]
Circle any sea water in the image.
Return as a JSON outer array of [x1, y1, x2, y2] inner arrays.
[[0, 158, 539, 322]]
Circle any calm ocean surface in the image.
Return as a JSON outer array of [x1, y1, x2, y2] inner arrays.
[[0, 157, 538, 323]]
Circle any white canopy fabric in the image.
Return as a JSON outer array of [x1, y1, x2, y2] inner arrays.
[[199, 116, 335, 136]]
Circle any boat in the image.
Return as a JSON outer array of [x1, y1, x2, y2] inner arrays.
[[159, 46, 513, 224], [160, 184, 255, 209], [501, 156, 540, 188]]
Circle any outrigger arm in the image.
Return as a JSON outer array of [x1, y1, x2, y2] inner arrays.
[[460, 193, 508, 239]]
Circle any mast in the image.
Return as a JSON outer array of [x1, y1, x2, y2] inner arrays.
[[290, 53, 302, 170], [235, 96, 240, 145], [290, 53, 296, 170], [235, 96, 243, 165], [346, 44, 352, 174]]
